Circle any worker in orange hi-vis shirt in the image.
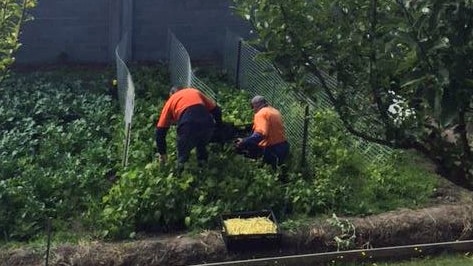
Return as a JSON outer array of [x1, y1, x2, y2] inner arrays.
[[155, 86, 222, 171], [235, 95, 290, 170]]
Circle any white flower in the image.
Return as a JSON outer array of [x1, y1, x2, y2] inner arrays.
[[387, 91, 416, 126], [388, 103, 401, 115], [441, 37, 450, 45]]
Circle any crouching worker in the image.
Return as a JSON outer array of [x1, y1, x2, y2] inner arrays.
[[155, 86, 222, 172], [235, 95, 290, 170]]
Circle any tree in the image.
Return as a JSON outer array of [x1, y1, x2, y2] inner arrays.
[[0, 0, 36, 83], [233, 0, 473, 189]]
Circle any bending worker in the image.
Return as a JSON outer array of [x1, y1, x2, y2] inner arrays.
[[155, 86, 222, 170], [235, 95, 290, 169]]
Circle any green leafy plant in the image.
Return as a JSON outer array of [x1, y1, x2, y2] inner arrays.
[[328, 213, 356, 251], [0, 0, 36, 82], [0, 69, 119, 241], [0, 65, 441, 243]]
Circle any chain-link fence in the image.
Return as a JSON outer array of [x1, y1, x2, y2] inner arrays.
[[238, 41, 307, 166], [167, 30, 311, 167], [165, 28, 392, 165], [115, 31, 135, 167], [224, 29, 392, 164], [306, 74, 394, 162], [167, 30, 217, 101]]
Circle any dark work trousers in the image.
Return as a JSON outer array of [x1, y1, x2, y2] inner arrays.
[[262, 141, 290, 169], [239, 141, 290, 169], [176, 105, 215, 165]]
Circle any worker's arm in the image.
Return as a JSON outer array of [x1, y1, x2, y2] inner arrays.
[[238, 132, 263, 148], [238, 110, 267, 147], [155, 98, 174, 157], [155, 127, 169, 155]]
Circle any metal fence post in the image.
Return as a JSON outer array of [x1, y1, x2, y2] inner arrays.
[[236, 39, 242, 90], [122, 122, 132, 168], [45, 217, 52, 266], [301, 104, 310, 168]]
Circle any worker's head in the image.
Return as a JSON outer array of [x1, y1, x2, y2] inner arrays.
[[250, 95, 268, 112]]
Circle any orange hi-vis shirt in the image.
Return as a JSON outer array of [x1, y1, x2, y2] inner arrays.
[[253, 106, 287, 147], [156, 88, 216, 128]]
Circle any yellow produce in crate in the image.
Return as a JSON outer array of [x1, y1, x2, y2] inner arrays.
[[223, 216, 278, 235]]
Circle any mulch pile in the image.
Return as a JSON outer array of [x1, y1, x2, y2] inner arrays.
[[2, 202, 473, 266]]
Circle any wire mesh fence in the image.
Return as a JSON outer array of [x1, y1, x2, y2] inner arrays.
[[224, 29, 392, 164], [167, 30, 217, 101], [238, 42, 307, 166], [306, 73, 394, 161], [115, 31, 135, 167], [223, 29, 241, 88], [305, 69, 394, 163], [165, 28, 393, 166], [116, 32, 130, 109], [169, 29, 310, 167]]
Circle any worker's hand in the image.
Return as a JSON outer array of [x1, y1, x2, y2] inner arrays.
[[158, 154, 167, 164]]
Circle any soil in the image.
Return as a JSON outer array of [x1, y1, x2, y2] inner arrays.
[[1, 175, 473, 266]]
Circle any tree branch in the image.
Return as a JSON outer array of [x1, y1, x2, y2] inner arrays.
[[368, 0, 393, 137]]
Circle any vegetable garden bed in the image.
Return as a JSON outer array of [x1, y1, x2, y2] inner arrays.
[[1, 65, 472, 265]]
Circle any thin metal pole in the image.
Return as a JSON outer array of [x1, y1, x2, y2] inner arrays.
[[45, 217, 52, 266], [190, 239, 473, 266], [300, 104, 309, 168], [122, 122, 132, 168], [235, 39, 242, 90]]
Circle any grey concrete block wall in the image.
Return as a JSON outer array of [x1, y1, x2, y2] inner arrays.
[[16, 0, 112, 64], [14, 0, 251, 65]]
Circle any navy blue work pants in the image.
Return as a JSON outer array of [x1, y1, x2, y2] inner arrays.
[[176, 122, 214, 165], [239, 141, 290, 169], [262, 141, 290, 169]]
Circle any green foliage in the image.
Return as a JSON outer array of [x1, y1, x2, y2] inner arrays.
[[99, 66, 438, 239], [0, 0, 36, 80], [217, 88, 254, 125], [0, 65, 440, 243], [0, 177, 45, 241], [0, 69, 120, 241], [131, 63, 171, 101], [286, 110, 366, 215], [98, 73, 282, 238], [327, 213, 356, 251], [351, 151, 438, 214], [100, 151, 283, 239], [233, 0, 473, 187], [285, 109, 437, 217]]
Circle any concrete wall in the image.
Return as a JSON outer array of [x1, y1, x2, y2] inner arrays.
[[15, 0, 251, 65]]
